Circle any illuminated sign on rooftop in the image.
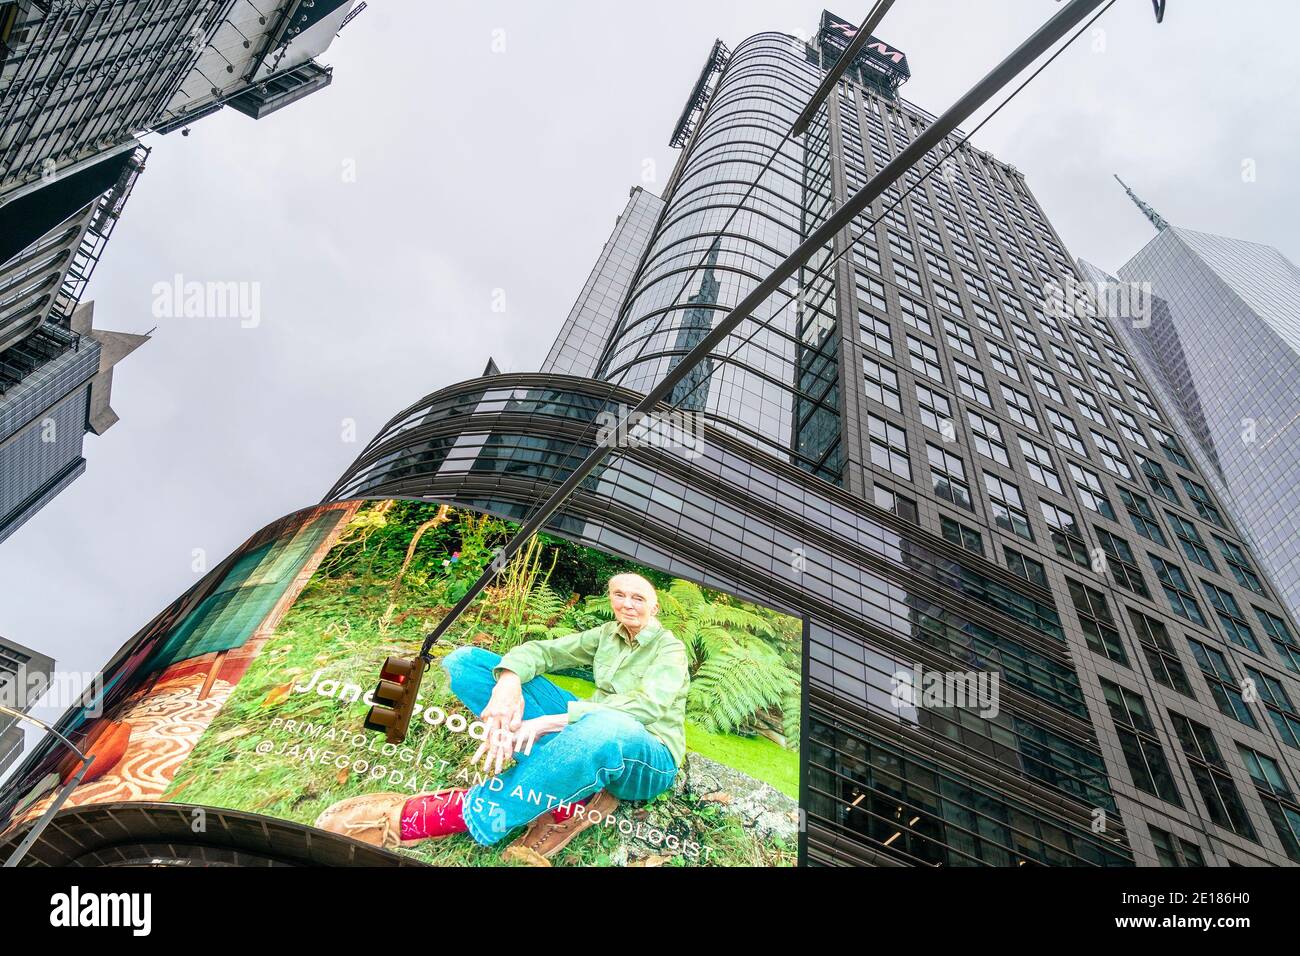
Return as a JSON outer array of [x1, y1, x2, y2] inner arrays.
[[818, 10, 911, 89]]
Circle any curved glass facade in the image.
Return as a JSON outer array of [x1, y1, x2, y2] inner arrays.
[[598, 34, 842, 480], [325, 372, 1135, 866]]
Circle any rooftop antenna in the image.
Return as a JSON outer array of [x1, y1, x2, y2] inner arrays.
[[1115, 174, 1170, 231]]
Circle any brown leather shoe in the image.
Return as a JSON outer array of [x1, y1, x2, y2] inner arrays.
[[506, 790, 620, 861], [315, 791, 407, 849]]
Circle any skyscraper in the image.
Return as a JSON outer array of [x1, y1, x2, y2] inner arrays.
[[1, 145, 149, 544], [1098, 180, 1300, 619], [0, 301, 148, 543], [0, 0, 362, 205], [328, 14, 1300, 865], [0, 634, 53, 779], [5, 11, 1300, 868]]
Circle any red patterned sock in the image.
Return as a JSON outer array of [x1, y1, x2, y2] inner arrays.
[[551, 796, 592, 822], [400, 789, 469, 841]]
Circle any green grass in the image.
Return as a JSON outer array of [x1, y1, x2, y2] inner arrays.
[[546, 674, 799, 799]]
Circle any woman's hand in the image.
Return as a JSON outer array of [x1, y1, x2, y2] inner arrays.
[[472, 671, 525, 775]]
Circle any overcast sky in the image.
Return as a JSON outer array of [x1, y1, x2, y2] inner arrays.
[[3, 0, 1298, 756]]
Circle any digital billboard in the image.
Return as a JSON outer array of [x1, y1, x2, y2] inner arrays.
[[0, 500, 803, 866]]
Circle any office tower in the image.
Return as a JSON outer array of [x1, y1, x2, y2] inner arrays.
[[0, 300, 147, 543], [0, 145, 144, 354], [331, 13, 1300, 866], [0, 634, 53, 778], [1095, 179, 1300, 619], [542, 186, 664, 378], [6, 12, 1300, 868], [1, 142, 147, 543], [0, 0, 360, 204]]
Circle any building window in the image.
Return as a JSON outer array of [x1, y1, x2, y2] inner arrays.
[[1119, 486, 1167, 546], [1105, 343, 1137, 378], [1181, 477, 1226, 528], [1068, 462, 1115, 519], [1165, 511, 1217, 571], [1256, 609, 1300, 674], [1215, 537, 1266, 596], [973, 302, 1005, 341], [1187, 638, 1258, 729], [1027, 363, 1064, 404], [859, 310, 893, 356], [1237, 745, 1300, 863], [1090, 430, 1133, 480], [953, 358, 992, 407], [1000, 383, 1039, 432], [1156, 430, 1192, 470], [894, 260, 925, 296], [1137, 454, 1179, 503], [1127, 382, 1163, 421], [1201, 582, 1261, 653], [1151, 556, 1207, 627], [907, 335, 943, 382], [1039, 500, 1087, 567], [941, 516, 984, 555], [932, 282, 964, 317], [898, 293, 932, 334], [984, 472, 1031, 540], [1129, 608, 1193, 696], [1100, 679, 1182, 805], [966, 409, 1008, 465], [887, 231, 916, 262], [1051, 343, 1085, 381], [873, 484, 918, 522], [1095, 528, 1150, 598], [1067, 382, 1106, 425], [868, 414, 911, 480], [927, 444, 973, 511], [1169, 713, 1256, 840], [986, 338, 1019, 380], [1004, 547, 1049, 588], [1242, 666, 1300, 750], [1013, 323, 1046, 360], [942, 317, 977, 358], [963, 272, 992, 303], [1019, 436, 1063, 493], [1149, 825, 1205, 867], [907, 383, 947, 435], [1111, 405, 1149, 449], [857, 273, 888, 311], [1089, 363, 1124, 401], [1068, 578, 1127, 665], [923, 247, 952, 281], [1045, 407, 1085, 455], [864, 357, 902, 412], [854, 242, 883, 274]]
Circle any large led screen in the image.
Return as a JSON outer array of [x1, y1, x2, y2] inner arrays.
[[0, 500, 803, 866]]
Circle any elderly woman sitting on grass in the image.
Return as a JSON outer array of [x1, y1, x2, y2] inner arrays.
[[316, 573, 689, 859]]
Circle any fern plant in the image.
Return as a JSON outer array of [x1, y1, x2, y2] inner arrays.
[[686, 641, 800, 737]]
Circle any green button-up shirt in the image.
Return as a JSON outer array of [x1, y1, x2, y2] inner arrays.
[[495, 618, 689, 767]]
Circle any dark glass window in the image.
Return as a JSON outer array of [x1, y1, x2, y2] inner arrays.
[[1101, 679, 1182, 805]]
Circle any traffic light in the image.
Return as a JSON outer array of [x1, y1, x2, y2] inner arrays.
[[364, 655, 426, 743]]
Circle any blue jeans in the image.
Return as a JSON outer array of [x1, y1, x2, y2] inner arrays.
[[441, 646, 679, 846]]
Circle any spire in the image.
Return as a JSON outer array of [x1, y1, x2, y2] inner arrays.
[[1115, 174, 1170, 232]]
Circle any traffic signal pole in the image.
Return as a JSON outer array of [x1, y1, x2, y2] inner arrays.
[[368, 0, 1113, 741]]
